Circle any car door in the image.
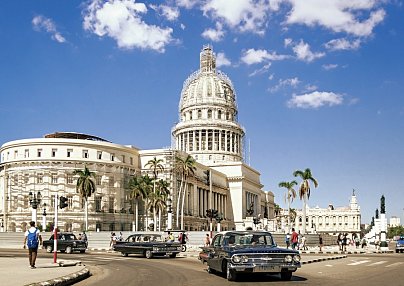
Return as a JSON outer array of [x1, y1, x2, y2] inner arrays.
[[209, 234, 223, 271]]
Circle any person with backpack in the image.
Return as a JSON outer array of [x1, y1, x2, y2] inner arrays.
[[23, 221, 42, 269]]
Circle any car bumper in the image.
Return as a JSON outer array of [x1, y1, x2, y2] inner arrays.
[[229, 263, 300, 273], [396, 245, 404, 250]]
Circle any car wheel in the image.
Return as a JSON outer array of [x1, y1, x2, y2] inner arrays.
[[207, 265, 214, 274], [60, 250, 65, 253], [169, 253, 177, 258], [401, 250, 404, 253], [181, 245, 187, 252], [121, 252, 128, 257], [66, 246, 73, 254], [396, 250, 399, 253], [225, 262, 237, 281], [145, 250, 153, 259], [46, 246, 53, 253], [280, 271, 293, 281], [80, 250, 86, 253]]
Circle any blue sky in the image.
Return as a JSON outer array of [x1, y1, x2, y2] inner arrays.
[[1, 0, 403, 224]]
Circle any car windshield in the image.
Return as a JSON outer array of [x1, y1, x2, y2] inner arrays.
[[61, 234, 77, 241], [223, 233, 275, 246]]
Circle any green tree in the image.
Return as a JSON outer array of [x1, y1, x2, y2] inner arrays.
[[128, 174, 152, 231], [175, 155, 196, 229], [145, 157, 164, 231], [293, 168, 318, 234], [147, 188, 168, 231], [279, 180, 298, 230], [73, 166, 96, 231]]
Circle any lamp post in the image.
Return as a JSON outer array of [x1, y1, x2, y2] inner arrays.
[[42, 203, 47, 232], [28, 191, 42, 224], [167, 197, 172, 230], [1, 218, 4, 232]]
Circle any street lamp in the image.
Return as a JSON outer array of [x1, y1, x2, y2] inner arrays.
[[167, 197, 172, 230], [28, 191, 42, 223], [1, 218, 4, 232], [42, 203, 47, 232]]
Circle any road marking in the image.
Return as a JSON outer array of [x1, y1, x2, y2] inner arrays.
[[347, 260, 371, 266], [385, 262, 404, 268], [325, 265, 333, 267], [366, 261, 387, 266]]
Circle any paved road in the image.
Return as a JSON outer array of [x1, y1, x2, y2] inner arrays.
[[71, 251, 404, 286]]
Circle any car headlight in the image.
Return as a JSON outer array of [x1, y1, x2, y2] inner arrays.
[[284, 255, 293, 263], [73, 242, 76, 247], [153, 247, 159, 251], [293, 255, 301, 262], [232, 255, 241, 263]]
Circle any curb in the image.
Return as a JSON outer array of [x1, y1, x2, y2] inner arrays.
[[24, 267, 90, 286], [299, 250, 394, 254], [301, 255, 347, 264]]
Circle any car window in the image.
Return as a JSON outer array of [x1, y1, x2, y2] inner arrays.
[[212, 234, 222, 247]]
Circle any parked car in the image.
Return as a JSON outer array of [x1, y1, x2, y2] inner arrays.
[[200, 231, 301, 281], [113, 233, 182, 258], [395, 235, 404, 253], [42, 232, 87, 254]]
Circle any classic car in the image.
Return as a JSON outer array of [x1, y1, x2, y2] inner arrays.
[[113, 233, 182, 258], [200, 231, 301, 281], [395, 235, 404, 253], [42, 232, 87, 254]]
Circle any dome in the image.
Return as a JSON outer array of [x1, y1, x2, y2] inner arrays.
[[179, 45, 238, 114], [173, 45, 245, 165]]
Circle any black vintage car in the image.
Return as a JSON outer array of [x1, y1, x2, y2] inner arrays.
[[201, 231, 301, 281], [113, 233, 182, 258], [42, 232, 87, 254]]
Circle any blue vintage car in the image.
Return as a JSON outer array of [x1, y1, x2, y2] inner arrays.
[[201, 231, 301, 281], [396, 235, 404, 253]]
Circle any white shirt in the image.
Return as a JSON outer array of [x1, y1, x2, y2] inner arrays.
[[25, 227, 40, 237]]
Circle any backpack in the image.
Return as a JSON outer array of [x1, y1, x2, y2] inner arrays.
[[27, 229, 39, 249]]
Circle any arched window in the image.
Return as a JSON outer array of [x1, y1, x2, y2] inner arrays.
[[218, 110, 222, 119], [198, 109, 202, 119], [207, 109, 212, 119]]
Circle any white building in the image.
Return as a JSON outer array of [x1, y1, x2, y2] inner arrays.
[[280, 191, 361, 236], [0, 46, 273, 232], [389, 216, 401, 227]]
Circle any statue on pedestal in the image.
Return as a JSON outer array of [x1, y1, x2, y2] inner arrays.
[[380, 195, 385, 214], [375, 208, 379, 219]]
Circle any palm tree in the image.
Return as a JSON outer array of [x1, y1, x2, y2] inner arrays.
[[293, 168, 318, 234], [147, 189, 168, 231], [145, 157, 164, 231], [128, 174, 152, 231], [279, 180, 298, 230], [175, 155, 196, 230], [73, 166, 96, 232]]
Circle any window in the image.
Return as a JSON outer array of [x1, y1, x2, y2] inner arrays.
[[67, 149, 73, 158], [52, 149, 57, 157], [97, 151, 102, 160], [67, 175, 73, 184], [37, 173, 43, 184], [83, 150, 88, 159], [24, 174, 29, 184], [37, 149, 42, 157], [109, 197, 114, 213], [51, 173, 58, 184], [13, 174, 18, 184], [130, 157, 133, 165], [109, 176, 115, 187], [95, 196, 102, 212], [67, 195, 73, 209], [24, 149, 29, 158], [96, 175, 102, 186], [198, 109, 202, 119], [14, 150, 18, 159], [207, 109, 212, 119], [122, 155, 125, 163], [111, 153, 115, 161], [50, 195, 55, 209], [218, 110, 222, 119]]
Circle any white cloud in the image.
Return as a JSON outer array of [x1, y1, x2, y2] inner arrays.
[[305, 84, 318, 91], [201, 22, 225, 42], [286, 0, 385, 37], [241, 48, 289, 65], [322, 63, 338, 70], [325, 38, 361, 51], [32, 15, 66, 43], [287, 91, 343, 109], [149, 4, 180, 21], [284, 37, 293, 47], [180, 23, 186, 30], [216, 52, 231, 67], [83, 0, 174, 52], [202, 0, 270, 35], [270, 77, 300, 92], [249, 63, 271, 77], [176, 0, 199, 9], [292, 40, 325, 62]]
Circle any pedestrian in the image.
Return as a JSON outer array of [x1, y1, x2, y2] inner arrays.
[[301, 235, 308, 251], [361, 237, 367, 248], [285, 233, 290, 249], [291, 228, 298, 250], [319, 234, 323, 252], [81, 231, 88, 248], [117, 231, 123, 242], [23, 221, 42, 269], [354, 235, 360, 248], [110, 232, 117, 249], [337, 233, 343, 251], [342, 233, 347, 251], [204, 234, 211, 247], [166, 231, 174, 242]]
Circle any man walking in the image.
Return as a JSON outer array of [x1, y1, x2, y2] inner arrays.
[[291, 228, 298, 250], [23, 221, 42, 269]]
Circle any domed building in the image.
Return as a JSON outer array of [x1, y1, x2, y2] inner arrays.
[[0, 46, 274, 233]]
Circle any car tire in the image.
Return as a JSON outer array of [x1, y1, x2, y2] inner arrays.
[[280, 271, 293, 281], [46, 246, 53, 253], [207, 265, 214, 274], [396, 250, 399, 253], [181, 245, 187, 252], [145, 250, 153, 259], [66, 246, 73, 254], [169, 253, 177, 258], [225, 262, 237, 281], [80, 250, 86, 253], [121, 252, 128, 257]]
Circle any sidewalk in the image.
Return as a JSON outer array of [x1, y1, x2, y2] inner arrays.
[[0, 257, 89, 286]]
